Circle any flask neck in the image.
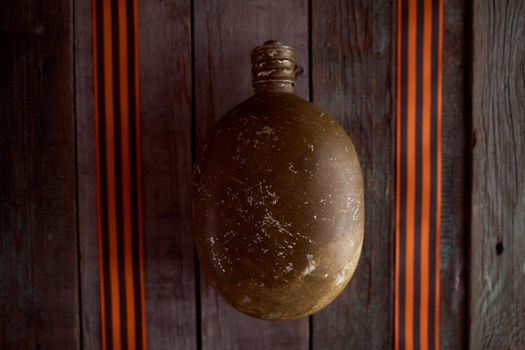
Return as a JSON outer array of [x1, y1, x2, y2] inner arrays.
[[253, 81, 294, 93]]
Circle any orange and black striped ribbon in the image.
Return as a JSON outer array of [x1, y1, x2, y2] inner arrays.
[[92, 0, 147, 349], [395, 0, 442, 349]]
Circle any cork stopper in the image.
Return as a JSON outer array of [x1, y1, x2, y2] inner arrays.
[[251, 40, 296, 90]]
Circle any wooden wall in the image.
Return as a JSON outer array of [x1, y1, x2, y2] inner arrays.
[[1, 0, 524, 349]]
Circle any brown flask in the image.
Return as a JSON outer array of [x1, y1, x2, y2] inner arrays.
[[192, 41, 364, 320]]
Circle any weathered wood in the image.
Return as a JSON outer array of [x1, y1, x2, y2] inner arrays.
[[75, 1, 198, 348], [137, 0, 197, 349], [74, 0, 101, 348], [439, 0, 468, 348], [193, 0, 310, 348], [470, 0, 525, 348], [0, 0, 80, 348], [310, 1, 395, 348]]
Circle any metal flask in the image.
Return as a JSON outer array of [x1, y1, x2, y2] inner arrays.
[[192, 41, 364, 321]]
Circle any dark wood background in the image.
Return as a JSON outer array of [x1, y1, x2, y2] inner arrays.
[[1, 0, 524, 349]]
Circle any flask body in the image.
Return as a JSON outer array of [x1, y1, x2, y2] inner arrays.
[[193, 91, 364, 320]]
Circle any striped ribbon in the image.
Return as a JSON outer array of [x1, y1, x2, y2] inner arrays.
[[395, 0, 442, 349], [92, 0, 147, 349]]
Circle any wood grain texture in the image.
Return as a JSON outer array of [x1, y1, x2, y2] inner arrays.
[[193, 0, 310, 348], [310, 1, 395, 348], [74, 0, 101, 348], [137, 0, 197, 349], [0, 0, 80, 348], [470, 0, 525, 348], [439, 0, 468, 348]]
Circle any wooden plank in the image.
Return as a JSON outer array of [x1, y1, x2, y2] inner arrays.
[[311, 1, 469, 348], [193, 0, 310, 348], [137, 0, 197, 349], [470, 0, 525, 348], [0, 0, 80, 349], [439, 0, 468, 348], [75, 1, 197, 348], [310, 1, 395, 348], [74, 0, 102, 348]]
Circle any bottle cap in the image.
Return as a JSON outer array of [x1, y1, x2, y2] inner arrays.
[[251, 40, 296, 86]]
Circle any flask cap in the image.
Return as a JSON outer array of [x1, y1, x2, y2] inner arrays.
[[251, 40, 296, 87]]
